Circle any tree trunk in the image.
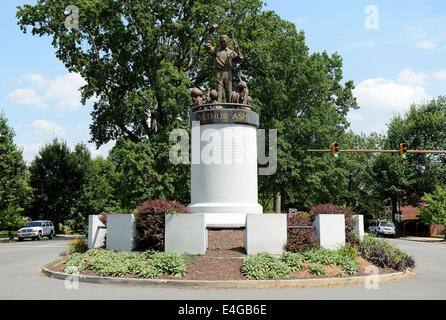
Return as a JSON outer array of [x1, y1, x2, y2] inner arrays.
[[280, 185, 287, 214], [274, 192, 281, 213]]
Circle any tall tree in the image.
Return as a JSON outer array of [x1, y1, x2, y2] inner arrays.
[[419, 185, 446, 240], [16, 0, 265, 146], [368, 97, 446, 224], [0, 112, 30, 230], [17, 1, 358, 209], [28, 139, 90, 230]]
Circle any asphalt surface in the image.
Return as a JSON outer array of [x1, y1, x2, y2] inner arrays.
[[0, 236, 445, 300]]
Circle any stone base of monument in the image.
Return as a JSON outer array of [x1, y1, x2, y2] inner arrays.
[[88, 215, 106, 249], [106, 214, 137, 252], [244, 214, 287, 255], [189, 203, 263, 228], [165, 214, 208, 255], [312, 214, 345, 250], [352, 214, 364, 239]]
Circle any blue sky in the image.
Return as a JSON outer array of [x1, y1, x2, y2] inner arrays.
[[1, 1, 445, 162]]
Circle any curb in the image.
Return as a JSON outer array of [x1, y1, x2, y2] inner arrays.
[[41, 266, 415, 289]]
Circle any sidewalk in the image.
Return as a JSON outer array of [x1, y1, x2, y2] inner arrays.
[[399, 236, 446, 243]]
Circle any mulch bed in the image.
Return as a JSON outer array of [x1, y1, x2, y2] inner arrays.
[[46, 229, 395, 281]]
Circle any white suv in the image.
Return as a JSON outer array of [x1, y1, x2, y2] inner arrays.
[[17, 220, 55, 241], [368, 220, 396, 237]]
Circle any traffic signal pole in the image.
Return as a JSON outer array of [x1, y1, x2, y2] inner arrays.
[[308, 149, 446, 153]]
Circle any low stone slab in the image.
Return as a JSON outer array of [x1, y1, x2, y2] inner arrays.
[[244, 214, 287, 255], [88, 215, 106, 249], [106, 214, 136, 252], [313, 214, 345, 250], [165, 214, 207, 255], [352, 214, 364, 239]]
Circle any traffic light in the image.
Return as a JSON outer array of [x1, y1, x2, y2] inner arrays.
[[400, 143, 407, 159], [332, 142, 340, 159]]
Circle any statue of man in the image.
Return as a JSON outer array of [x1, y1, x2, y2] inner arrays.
[[205, 32, 244, 103]]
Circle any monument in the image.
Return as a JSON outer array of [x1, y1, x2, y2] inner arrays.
[[188, 25, 263, 228]]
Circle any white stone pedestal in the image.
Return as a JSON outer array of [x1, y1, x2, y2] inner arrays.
[[106, 214, 136, 252], [352, 214, 365, 239], [189, 122, 263, 227], [244, 214, 287, 255], [165, 214, 207, 255], [312, 214, 345, 250], [88, 215, 106, 249]]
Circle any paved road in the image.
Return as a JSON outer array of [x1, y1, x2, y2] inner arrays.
[[0, 237, 445, 299]]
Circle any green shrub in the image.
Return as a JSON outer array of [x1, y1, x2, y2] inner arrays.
[[302, 246, 360, 276], [280, 252, 304, 271], [309, 263, 325, 275], [337, 257, 360, 275], [358, 235, 415, 271], [63, 249, 187, 278], [67, 238, 88, 254], [337, 244, 358, 261], [65, 252, 87, 273], [241, 252, 291, 280], [303, 248, 339, 265], [150, 252, 187, 277]]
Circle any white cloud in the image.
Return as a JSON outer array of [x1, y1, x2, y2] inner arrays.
[[416, 40, 436, 49], [6, 72, 87, 110], [353, 77, 430, 111], [350, 70, 433, 134], [18, 142, 44, 163], [433, 70, 446, 81], [32, 119, 67, 137], [19, 73, 47, 86], [43, 73, 86, 110], [396, 67, 429, 86], [6, 88, 47, 108], [88, 141, 115, 159]]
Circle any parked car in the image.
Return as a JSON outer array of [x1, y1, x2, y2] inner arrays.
[[17, 220, 55, 241], [368, 220, 396, 237]]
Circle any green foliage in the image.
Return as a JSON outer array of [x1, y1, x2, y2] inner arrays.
[[0, 112, 30, 230], [302, 246, 360, 276], [419, 186, 446, 227], [308, 263, 325, 275], [28, 139, 121, 231], [67, 238, 89, 254], [358, 235, 415, 271], [370, 97, 446, 219], [241, 252, 291, 280], [280, 251, 303, 271], [28, 139, 89, 229], [110, 138, 190, 209], [303, 248, 340, 265], [149, 252, 187, 277], [64, 249, 187, 278]]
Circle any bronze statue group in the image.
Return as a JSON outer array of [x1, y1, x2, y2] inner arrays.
[[191, 25, 252, 110]]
